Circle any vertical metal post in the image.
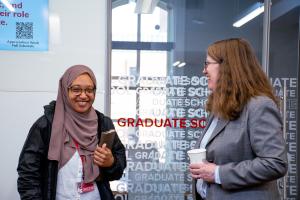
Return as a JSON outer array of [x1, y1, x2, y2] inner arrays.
[[279, 84, 287, 200], [263, 1, 288, 198], [135, 14, 141, 133], [282, 84, 287, 200], [105, 0, 112, 116], [262, 0, 271, 75]]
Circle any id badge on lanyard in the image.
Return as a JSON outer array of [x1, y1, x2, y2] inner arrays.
[[74, 139, 95, 193]]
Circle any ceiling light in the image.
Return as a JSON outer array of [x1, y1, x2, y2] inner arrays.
[[233, 2, 264, 28], [172, 61, 180, 66], [178, 62, 186, 68]]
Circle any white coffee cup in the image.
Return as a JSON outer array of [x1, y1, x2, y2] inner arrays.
[[187, 148, 206, 163]]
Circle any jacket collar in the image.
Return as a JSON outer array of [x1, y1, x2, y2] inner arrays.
[[44, 100, 56, 123], [198, 115, 229, 147], [207, 118, 229, 145]]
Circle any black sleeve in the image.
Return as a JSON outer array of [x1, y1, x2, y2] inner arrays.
[[99, 116, 126, 181], [17, 116, 49, 200]]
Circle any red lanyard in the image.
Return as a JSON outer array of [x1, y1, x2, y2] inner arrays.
[[73, 139, 85, 179], [73, 140, 95, 193]]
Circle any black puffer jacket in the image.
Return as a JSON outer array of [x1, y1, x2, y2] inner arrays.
[[17, 101, 126, 200]]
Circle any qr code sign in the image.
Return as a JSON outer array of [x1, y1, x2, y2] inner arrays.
[[16, 22, 33, 39]]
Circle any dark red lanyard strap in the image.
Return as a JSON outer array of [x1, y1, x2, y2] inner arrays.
[[73, 139, 85, 179]]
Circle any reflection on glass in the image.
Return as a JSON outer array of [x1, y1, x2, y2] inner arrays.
[[111, 91, 136, 119], [112, 2, 137, 41], [141, 8, 168, 42], [111, 0, 266, 199], [112, 50, 137, 77], [140, 51, 167, 77]]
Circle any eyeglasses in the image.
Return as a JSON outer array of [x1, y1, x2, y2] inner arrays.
[[203, 61, 219, 70], [68, 86, 96, 96]]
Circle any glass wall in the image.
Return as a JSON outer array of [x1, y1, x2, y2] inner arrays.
[[269, 1, 299, 199], [110, 0, 299, 199]]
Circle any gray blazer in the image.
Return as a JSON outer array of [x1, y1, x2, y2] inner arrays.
[[192, 96, 288, 200]]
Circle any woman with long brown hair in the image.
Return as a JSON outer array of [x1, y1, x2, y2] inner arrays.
[[189, 38, 287, 200]]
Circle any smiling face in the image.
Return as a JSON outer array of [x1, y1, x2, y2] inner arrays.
[[203, 55, 220, 91], [68, 73, 96, 114]]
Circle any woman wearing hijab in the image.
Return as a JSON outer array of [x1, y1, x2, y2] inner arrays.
[[17, 65, 126, 200]]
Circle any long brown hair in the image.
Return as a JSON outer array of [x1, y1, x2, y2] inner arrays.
[[206, 38, 277, 120]]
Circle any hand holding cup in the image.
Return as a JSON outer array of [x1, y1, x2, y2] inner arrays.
[[187, 148, 206, 163]]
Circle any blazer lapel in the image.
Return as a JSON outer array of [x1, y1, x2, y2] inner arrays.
[[195, 115, 213, 148], [206, 118, 229, 146]]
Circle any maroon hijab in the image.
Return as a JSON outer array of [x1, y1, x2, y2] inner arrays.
[[48, 65, 99, 183]]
